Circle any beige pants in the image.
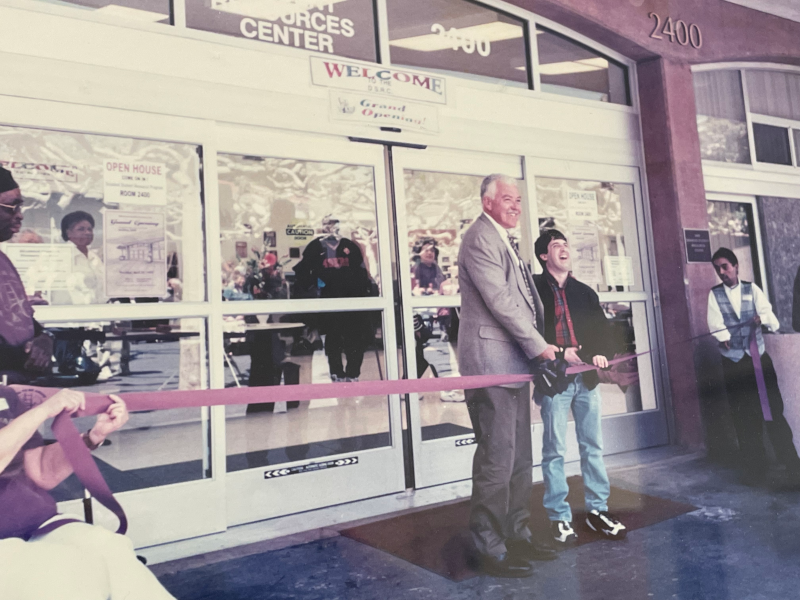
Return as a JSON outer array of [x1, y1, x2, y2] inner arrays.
[[0, 521, 175, 600]]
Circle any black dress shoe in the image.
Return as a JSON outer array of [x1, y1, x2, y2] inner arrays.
[[477, 553, 535, 578], [506, 538, 558, 561]]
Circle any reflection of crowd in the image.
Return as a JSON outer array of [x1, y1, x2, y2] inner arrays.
[[410, 237, 458, 296]]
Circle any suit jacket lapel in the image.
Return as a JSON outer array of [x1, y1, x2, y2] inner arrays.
[[479, 213, 536, 313]]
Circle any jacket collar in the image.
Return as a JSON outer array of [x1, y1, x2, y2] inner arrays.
[[543, 266, 572, 290]]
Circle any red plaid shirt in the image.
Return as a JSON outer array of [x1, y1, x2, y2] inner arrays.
[[546, 270, 579, 348]]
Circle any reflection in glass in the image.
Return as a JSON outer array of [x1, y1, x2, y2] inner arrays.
[[403, 170, 523, 296], [413, 307, 472, 441], [29, 0, 170, 23], [595, 302, 646, 415], [746, 70, 800, 122], [386, 0, 528, 86], [0, 125, 204, 306], [218, 154, 380, 301], [223, 312, 390, 470], [45, 318, 209, 500], [753, 123, 792, 166], [693, 70, 751, 164], [536, 26, 629, 105], [707, 200, 759, 284], [535, 178, 641, 293], [795, 130, 800, 167], [186, 0, 378, 62]]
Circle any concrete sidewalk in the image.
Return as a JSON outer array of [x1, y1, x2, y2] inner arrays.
[[153, 451, 800, 599]]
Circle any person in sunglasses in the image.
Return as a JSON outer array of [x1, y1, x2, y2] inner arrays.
[[0, 166, 53, 385]]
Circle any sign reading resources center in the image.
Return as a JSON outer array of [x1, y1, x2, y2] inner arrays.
[[311, 57, 447, 104], [103, 160, 167, 206], [329, 91, 439, 133]]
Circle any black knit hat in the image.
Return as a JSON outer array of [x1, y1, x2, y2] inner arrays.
[[0, 166, 19, 194]]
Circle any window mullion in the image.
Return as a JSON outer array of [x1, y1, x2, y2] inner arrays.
[[740, 69, 758, 166]]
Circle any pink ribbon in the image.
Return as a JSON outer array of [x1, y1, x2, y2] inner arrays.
[[6, 318, 770, 536]]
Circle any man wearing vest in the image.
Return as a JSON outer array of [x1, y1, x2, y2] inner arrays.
[[708, 247, 800, 486]]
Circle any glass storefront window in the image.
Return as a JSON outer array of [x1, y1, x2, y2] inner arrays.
[[753, 123, 793, 166], [594, 301, 653, 414], [386, 0, 529, 86], [412, 306, 470, 440], [27, 0, 171, 23], [746, 70, 800, 122], [222, 311, 390, 470], [218, 154, 381, 302], [534, 177, 642, 293], [185, 0, 377, 62], [0, 126, 205, 306], [693, 70, 752, 164], [795, 130, 800, 167], [402, 169, 525, 297], [707, 200, 761, 286], [44, 317, 210, 500], [536, 26, 629, 105]]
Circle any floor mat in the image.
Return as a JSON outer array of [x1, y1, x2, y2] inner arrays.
[[340, 476, 697, 582]]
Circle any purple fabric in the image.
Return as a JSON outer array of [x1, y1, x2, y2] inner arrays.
[[0, 388, 59, 540], [750, 326, 773, 422], [51, 410, 128, 535], [0, 251, 35, 346]]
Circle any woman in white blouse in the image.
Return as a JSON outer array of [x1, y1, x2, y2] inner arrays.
[[56, 211, 107, 306]]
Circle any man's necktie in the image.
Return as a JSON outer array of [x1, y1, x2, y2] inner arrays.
[[508, 234, 536, 317]]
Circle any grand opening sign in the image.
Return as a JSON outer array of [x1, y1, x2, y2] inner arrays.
[[311, 56, 447, 104]]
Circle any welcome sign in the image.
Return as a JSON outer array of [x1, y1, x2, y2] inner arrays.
[[311, 56, 447, 104]]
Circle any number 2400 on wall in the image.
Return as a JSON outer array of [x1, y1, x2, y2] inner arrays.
[[649, 13, 703, 49]]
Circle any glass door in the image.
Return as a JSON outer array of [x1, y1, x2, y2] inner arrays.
[[212, 127, 405, 526], [526, 157, 668, 467], [392, 149, 668, 489], [0, 110, 223, 549], [392, 146, 527, 489]]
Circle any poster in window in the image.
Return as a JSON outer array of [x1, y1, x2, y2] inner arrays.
[[566, 190, 602, 285], [104, 211, 167, 297]]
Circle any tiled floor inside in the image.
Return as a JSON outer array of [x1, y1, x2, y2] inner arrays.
[[150, 449, 800, 600]]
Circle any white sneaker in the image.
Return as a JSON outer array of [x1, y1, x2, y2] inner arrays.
[[585, 510, 627, 540], [440, 390, 466, 402], [96, 366, 115, 382], [551, 520, 578, 544]]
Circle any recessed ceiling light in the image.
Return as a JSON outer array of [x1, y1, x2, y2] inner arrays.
[[211, 0, 348, 21], [536, 57, 608, 76], [95, 4, 168, 22], [390, 21, 523, 52]]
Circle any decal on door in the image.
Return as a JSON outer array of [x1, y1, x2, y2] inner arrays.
[[264, 456, 359, 479]]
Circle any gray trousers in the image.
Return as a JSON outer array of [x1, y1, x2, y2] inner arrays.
[[466, 383, 533, 557]]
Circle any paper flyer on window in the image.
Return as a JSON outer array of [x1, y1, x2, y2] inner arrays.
[[566, 190, 602, 285], [104, 211, 167, 298], [603, 255, 635, 287], [2, 243, 73, 293], [103, 160, 167, 206]]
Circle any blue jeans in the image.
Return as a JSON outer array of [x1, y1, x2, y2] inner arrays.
[[540, 374, 609, 522]]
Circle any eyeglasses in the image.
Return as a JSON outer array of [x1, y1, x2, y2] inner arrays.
[[0, 203, 23, 215]]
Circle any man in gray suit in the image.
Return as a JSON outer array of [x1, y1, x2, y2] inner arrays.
[[458, 174, 559, 578]]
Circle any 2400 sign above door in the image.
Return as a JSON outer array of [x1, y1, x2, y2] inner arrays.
[[649, 12, 703, 49]]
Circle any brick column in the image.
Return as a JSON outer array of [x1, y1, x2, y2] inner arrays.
[[637, 58, 722, 450]]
